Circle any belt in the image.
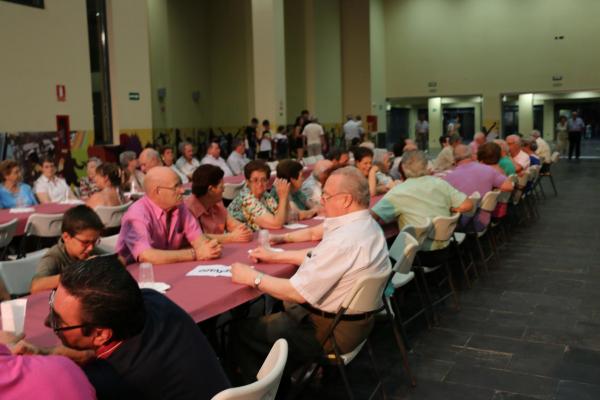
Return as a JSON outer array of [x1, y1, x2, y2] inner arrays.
[[301, 303, 382, 321]]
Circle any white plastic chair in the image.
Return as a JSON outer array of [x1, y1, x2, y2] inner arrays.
[[0, 218, 18, 259], [95, 201, 132, 229], [96, 234, 119, 254], [463, 191, 481, 218], [0, 251, 45, 296], [212, 339, 288, 400], [401, 217, 432, 250], [223, 181, 245, 201], [19, 213, 64, 257], [266, 161, 279, 172]]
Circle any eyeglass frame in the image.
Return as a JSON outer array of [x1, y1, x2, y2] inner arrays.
[[71, 235, 101, 247], [45, 289, 91, 334], [320, 191, 351, 202]]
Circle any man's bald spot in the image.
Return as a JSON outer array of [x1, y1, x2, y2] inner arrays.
[[140, 148, 160, 162], [144, 166, 179, 193]]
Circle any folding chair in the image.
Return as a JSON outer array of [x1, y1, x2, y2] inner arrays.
[[0, 251, 45, 297], [415, 213, 462, 322], [212, 339, 288, 400], [292, 265, 415, 399], [224, 182, 246, 201], [96, 234, 119, 254], [539, 151, 559, 196], [95, 201, 133, 232], [0, 218, 18, 260], [453, 192, 481, 287], [19, 213, 64, 258]]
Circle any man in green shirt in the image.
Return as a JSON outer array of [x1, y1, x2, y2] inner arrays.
[[371, 150, 473, 250], [30, 205, 104, 293]]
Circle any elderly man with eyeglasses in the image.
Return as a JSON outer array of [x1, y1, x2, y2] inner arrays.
[[228, 166, 390, 384], [116, 166, 221, 265], [30, 205, 106, 294]]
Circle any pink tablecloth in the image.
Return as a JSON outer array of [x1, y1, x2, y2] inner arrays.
[[16, 193, 395, 347], [0, 203, 75, 236]]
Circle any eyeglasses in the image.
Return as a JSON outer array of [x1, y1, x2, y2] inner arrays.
[[45, 289, 90, 334], [249, 177, 269, 184], [157, 183, 182, 192], [72, 236, 101, 247], [321, 191, 350, 202]]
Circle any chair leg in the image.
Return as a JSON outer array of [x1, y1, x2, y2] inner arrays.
[[474, 235, 489, 274], [415, 267, 438, 324], [453, 241, 472, 288], [365, 340, 386, 400], [444, 261, 461, 311], [549, 174, 558, 196], [390, 294, 411, 350], [383, 300, 417, 387], [331, 342, 355, 400], [412, 277, 432, 328]]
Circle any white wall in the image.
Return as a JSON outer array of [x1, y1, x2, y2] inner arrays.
[[0, 0, 93, 131]]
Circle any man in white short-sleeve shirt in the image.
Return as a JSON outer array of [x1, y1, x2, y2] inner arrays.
[[34, 158, 76, 203], [176, 142, 201, 178], [200, 142, 233, 177], [302, 118, 325, 157], [229, 166, 390, 383]]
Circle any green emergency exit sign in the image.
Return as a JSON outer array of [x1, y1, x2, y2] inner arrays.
[[129, 92, 140, 101]]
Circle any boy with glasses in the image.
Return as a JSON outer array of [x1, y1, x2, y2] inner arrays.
[[30, 205, 105, 294]]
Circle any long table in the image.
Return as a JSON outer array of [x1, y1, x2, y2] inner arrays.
[[15, 196, 397, 347], [0, 203, 75, 236]]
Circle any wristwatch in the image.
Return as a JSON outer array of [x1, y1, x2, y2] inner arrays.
[[253, 272, 265, 289]]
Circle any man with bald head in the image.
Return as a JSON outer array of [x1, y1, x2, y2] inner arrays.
[[300, 159, 333, 208], [138, 148, 162, 174], [116, 167, 221, 264]]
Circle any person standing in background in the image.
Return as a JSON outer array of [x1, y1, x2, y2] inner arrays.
[[555, 115, 569, 156], [567, 111, 585, 160], [415, 113, 430, 152], [245, 118, 259, 160], [257, 120, 273, 161], [302, 117, 325, 157]]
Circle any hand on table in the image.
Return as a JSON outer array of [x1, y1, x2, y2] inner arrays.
[[195, 238, 222, 260], [248, 247, 278, 264], [269, 233, 286, 245], [228, 224, 253, 243], [231, 262, 259, 287]]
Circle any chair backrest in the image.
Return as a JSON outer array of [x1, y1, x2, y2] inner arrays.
[[266, 161, 279, 171], [389, 232, 419, 275], [479, 190, 501, 213], [527, 165, 540, 183], [314, 154, 324, 161], [402, 217, 432, 247], [97, 234, 119, 253], [211, 339, 289, 400], [0, 218, 18, 249], [0, 251, 45, 295], [24, 213, 64, 238], [550, 151, 560, 163], [95, 201, 132, 229], [303, 156, 316, 165], [342, 262, 392, 313], [463, 191, 481, 218], [428, 213, 460, 242], [223, 181, 245, 201], [497, 174, 518, 204]]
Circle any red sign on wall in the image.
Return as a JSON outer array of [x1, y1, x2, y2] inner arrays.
[[56, 85, 66, 102], [367, 115, 378, 132]]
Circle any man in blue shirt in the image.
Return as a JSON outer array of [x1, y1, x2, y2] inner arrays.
[[567, 111, 585, 160]]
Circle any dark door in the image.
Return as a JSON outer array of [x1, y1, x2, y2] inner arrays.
[[388, 107, 410, 145]]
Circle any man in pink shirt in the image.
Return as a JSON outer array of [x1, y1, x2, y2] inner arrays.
[[0, 331, 96, 399], [116, 167, 221, 264]]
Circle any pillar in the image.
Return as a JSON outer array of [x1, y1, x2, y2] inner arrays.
[[251, 0, 286, 127], [518, 93, 534, 136], [482, 92, 502, 133], [428, 97, 443, 149], [543, 100, 555, 140]]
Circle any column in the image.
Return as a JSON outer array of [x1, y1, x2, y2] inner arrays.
[[543, 100, 555, 140], [251, 0, 286, 127], [518, 93, 534, 136], [482, 92, 502, 134], [428, 97, 443, 149], [370, 0, 387, 135]]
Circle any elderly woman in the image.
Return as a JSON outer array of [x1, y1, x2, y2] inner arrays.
[[493, 139, 517, 176], [86, 163, 124, 208], [272, 160, 318, 220], [477, 142, 508, 176], [522, 138, 541, 166], [34, 156, 76, 203], [227, 160, 290, 231], [0, 160, 37, 208], [79, 157, 101, 199], [184, 165, 252, 243], [353, 147, 395, 196], [119, 151, 144, 193]]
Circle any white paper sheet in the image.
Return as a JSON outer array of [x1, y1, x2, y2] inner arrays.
[[60, 199, 85, 205], [138, 282, 171, 293], [186, 265, 232, 277], [283, 223, 309, 229], [313, 216, 326, 220], [9, 207, 35, 213], [1, 298, 27, 335], [248, 247, 284, 254]]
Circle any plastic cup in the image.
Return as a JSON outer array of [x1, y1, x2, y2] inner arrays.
[[1, 298, 27, 335], [287, 209, 299, 225], [258, 229, 270, 249], [139, 262, 155, 284]]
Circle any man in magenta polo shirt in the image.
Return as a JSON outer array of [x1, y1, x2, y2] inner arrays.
[[0, 331, 96, 399], [116, 166, 221, 264]]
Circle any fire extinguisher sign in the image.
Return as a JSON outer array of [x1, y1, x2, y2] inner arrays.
[[56, 85, 66, 102]]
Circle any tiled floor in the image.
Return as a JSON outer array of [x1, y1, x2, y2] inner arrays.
[[300, 152, 600, 399]]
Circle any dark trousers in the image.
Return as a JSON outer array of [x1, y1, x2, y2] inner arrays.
[[568, 131, 582, 159], [228, 302, 374, 385]]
